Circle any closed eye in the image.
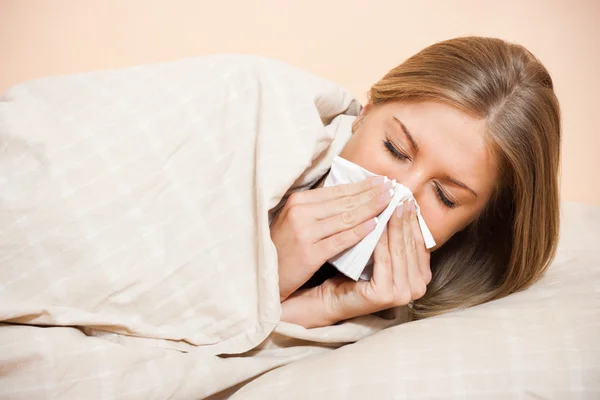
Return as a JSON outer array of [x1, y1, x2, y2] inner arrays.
[[434, 183, 456, 209], [385, 138, 457, 209], [383, 139, 411, 161]]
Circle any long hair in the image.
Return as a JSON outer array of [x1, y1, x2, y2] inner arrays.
[[367, 37, 561, 319]]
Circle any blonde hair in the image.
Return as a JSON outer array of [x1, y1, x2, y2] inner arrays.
[[368, 37, 561, 319]]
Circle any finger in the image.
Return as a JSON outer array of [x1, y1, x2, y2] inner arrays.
[[288, 176, 386, 205], [323, 275, 381, 322], [409, 204, 432, 284], [388, 203, 410, 301], [403, 201, 426, 301], [309, 179, 394, 220], [372, 227, 392, 287], [312, 188, 393, 240], [315, 217, 378, 261]]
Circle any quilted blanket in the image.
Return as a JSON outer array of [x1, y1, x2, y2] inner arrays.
[[0, 55, 405, 399]]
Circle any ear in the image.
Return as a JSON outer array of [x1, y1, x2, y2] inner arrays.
[[359, 101, 373, 117], [352, 101, 373, 133]]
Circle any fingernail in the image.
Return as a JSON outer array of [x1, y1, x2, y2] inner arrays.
[[382, 180, 393, 191], [365, 218, 377, 230], [404, 201, 412, 219], [374, 216, 379, 224], [371, 176, 385, 186], [396, 203, 404, 218], [378, 190, 392, 203]]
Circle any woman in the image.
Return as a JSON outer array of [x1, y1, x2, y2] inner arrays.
[[271, 36, 561, 328]]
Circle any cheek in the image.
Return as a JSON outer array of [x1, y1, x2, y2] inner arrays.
[[339, 135, 387, 175], [340, 128, 471, 246], [417, 197, 448, 243], [414, 196, 462, 247]]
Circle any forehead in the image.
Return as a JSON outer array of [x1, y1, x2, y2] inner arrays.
[[375, 101, 498, 196]]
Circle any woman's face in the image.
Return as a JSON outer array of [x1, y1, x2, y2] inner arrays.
[[339, 101, 498, 248]]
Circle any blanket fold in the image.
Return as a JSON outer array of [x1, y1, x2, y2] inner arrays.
[[0, 55, 404, 399]]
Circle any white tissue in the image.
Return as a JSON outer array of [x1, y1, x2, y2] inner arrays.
[[323, 156, 436, 281]]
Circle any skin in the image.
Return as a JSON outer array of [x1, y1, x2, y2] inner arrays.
[[274, 100, 499, 328], [340, 101, 497, 246]]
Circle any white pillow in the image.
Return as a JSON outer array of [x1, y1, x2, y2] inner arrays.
[[233, 202, 600, 399]]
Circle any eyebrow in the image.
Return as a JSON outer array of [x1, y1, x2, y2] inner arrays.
[[392, 116, 419, 152], [445, 176, 478, 198], [392, 116, 478, 199]]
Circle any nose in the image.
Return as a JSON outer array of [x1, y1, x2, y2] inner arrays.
[[396, 168, 428, 198]]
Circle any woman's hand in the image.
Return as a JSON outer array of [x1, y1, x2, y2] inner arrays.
[[272, 176, 394, 301], [280, 200, 431, 328], [324, 200, 432, 321]]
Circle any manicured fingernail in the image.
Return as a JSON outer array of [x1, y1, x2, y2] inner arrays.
[[378, 190, 392, 203], [382, 180, 393, 191], [396, 203, 404, 218], [365, 218, 377, 230], [371, 176, 385, 186], [411, 202, 418, 217], [403, 202, 412, 219]]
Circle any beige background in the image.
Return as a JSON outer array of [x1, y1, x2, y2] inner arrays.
[[1, 0, 599, 205]]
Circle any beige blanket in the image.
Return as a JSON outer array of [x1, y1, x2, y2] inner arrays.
[[0, 55, 405, 399]]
